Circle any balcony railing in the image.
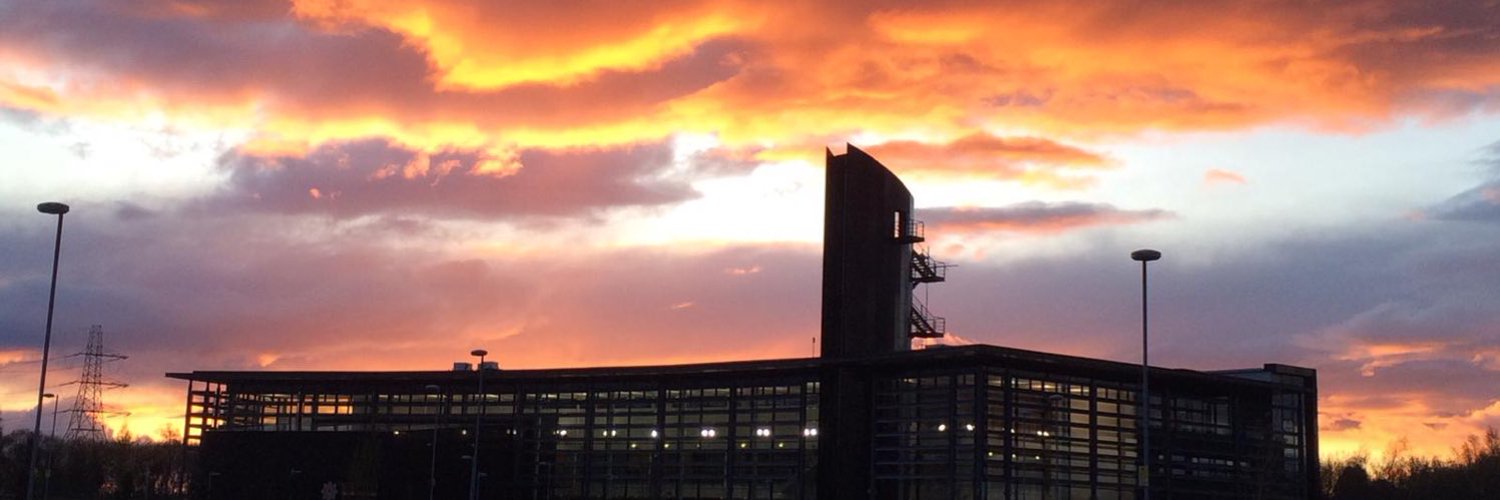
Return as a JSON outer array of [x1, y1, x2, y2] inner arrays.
[[895, 219, 925, 244]]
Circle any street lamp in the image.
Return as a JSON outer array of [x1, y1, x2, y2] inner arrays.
[[43, 393, 60, 441], [468, 349, 488, 500], [42, 393, 58, 500], [27, 202, 68, 500], [1130, 249, 1161, 500], [425, 384, 441, 500]]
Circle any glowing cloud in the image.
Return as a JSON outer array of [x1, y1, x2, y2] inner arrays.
[[4, 0, 1500, 158], [1204, 168, 1248, 185], [923, 202, 1172, 235], [291, 0, 761, 90]]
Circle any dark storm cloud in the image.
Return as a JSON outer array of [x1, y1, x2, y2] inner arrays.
[[921, 202, 1172, 234], [208, 139, 696, 218]]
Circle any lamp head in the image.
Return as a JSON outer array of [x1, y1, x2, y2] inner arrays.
[[470, 349, 488, 358], [1130, 249, 1162, 262], [43, 393, 55, 398], [37, 202, 70, 215]]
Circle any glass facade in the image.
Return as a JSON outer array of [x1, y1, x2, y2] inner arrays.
[[862, 360, 1316, 500], [184, 371, 821, 499], [176, 346, 1315, 499], [870, 368, 1141, 499]]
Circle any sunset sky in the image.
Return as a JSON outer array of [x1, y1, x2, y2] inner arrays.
[[1, 0, 1498, 460]]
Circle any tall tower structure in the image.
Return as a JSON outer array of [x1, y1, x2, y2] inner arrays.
[[65, 325, 127, 441], [821, 144, 946, 358], [819, 145, 946, 497]]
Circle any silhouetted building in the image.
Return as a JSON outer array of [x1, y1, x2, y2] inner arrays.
[[169, 146, 1317, 499]]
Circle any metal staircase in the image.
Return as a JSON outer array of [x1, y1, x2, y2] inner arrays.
[[910, 297, 946, 339], [899, 216, 949, 339]]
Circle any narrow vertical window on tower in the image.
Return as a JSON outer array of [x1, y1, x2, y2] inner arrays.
[[893, 211, 903, 239]]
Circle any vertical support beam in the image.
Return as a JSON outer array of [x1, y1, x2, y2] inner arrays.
[[947, 373, 958, 500], [181, 380, 194, 447], [1303, 373, 1320, 500], [973, 369, 987, 500], [725, 385, 739, 498], [1089, 385, 1100, 499], [509, 382, 524, 498], [816, 365, 873, 499], [650, 383, 666, 499], [798, 382, 810, 500], [1002, 370, 1015, 500], [581, 390, 596, 498]]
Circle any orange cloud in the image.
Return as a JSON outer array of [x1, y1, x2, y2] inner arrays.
[[1319, 394, 1500, 463], [0, 348, 35, 364], [1204, 168, 1248, 185], [922, 202, 1172, 235], [4, 0, 1499, 159], [291, 0, 762, 91], [862, 133, 1111, 186], [1295, 295, 1500, 459]]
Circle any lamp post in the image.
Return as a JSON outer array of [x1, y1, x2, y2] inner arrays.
[[426, 384, 441, 500], [44, 393, 59, 441], [27, 202, 68, 500], [468, 349, 488, 500], [1130, 249, 1161, 500], [42, 393, 57, 500]]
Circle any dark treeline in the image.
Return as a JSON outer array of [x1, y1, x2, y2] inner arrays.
[[0, 429, 188, 500], [1323, 428, 1500, 500], [0, 426, 1495, 498]]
